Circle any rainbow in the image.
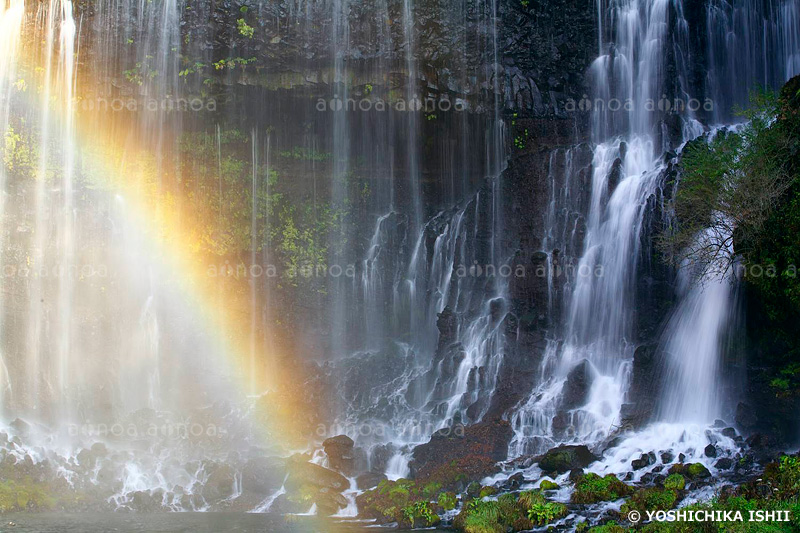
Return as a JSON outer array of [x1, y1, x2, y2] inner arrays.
[[3, 0, 315, 452]]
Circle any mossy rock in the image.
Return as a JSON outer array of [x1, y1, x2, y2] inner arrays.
[[572, 473, 632, 504], [454, 490, 565, 532], [400, 501, 441, 528], [539, 479, 559, 491], [0, 478, 56, 513], [479, 485, 498, 498], [438, 491, 457, 511], [620, 487, 678, 515], [663, 473, 685, 491], [686, 463, 711, 479]]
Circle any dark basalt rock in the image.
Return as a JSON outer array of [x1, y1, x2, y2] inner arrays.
[[632, 452, 656, 470], [285, 460, 349, 492], [735, 402, 758, 430], [241, 456, 285, 496], [560, 359, 593, 411], [536, 445, 599, 475], [323, 434, 356, 475], [704, 444, 718, 458], [356, 471, 387, 490], [714, 457, 734, 470], [201, 463, 237, 502], [620, 344, 659, 429], [409, 418, 513, 486]]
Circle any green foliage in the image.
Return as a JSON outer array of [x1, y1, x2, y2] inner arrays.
[[527, 499, 568, 525], [479, 485, 497, 498], [438, 491, 457, 511], [664, 473, 686, 491], [123, 59, 158, 86], [0, 479, 56, 512], [666, 84, 800, 370], [422, 481, 442, 499], [455, 490, 565, 532], [3, 125, 35, 179], [237, 18, 254, 38], [213, 57, 256, 71], [401, 500, 439, 527], [572, 473, 632, 504], [278, 146, 332, 162], [620, 487, 678, 515]]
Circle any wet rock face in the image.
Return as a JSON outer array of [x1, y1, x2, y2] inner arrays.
[[560, 359, 593, 412], [408, 419, 513, 487], [620, 344, 659, 429]]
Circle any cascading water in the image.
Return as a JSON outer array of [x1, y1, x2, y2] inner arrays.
[[510, 0, 800, 467], [0, 0, 25, 417]]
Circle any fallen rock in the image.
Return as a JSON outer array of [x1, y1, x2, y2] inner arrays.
[[704, 444, 718, 458], [631, 452, 655, 470], [537, 445, 599, 474], [286, 460, 349, 492], [323, 435, 356, 475], [241, 456, 285, 496], [714, 457, 734, 470], [356, 471, 387, 490]]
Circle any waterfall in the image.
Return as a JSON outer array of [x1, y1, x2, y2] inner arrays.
[[510, 0, 799, 458], [0, 0, 25, 417]]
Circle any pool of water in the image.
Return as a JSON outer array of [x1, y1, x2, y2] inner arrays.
[[0, 513, 447, 533]]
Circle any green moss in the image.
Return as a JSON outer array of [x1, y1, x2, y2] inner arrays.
[[422, 481, 443, 499], [454, 490, 566, 532], [466, 481, 482, 497], [572, 473, 632, 504], [438, 491, 457, 511], [620, 487, 678, 515], [479, 486, 498, 498], [664, 473, 685, 491], [686, 463, 711, 479], [0, 479, 56, 513], [539, 479, 560, 491]]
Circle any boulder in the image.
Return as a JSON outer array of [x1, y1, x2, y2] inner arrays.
[[704, 444, 718, 458], [631, 452, 655, 470], [323, 435, 355, 475], [537, 445, 599, 474], [201, 463, 236, 502], [714, 457, 734, 470], [560, 359, 593, 411], [286, 460, 349, 492], [241, 456, 285, 496], [356, 471, 387, 490]]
